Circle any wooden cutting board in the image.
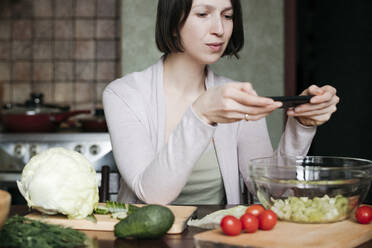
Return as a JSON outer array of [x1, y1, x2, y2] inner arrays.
[[26, 204, 197, 234], [194, 219, 372, 248]]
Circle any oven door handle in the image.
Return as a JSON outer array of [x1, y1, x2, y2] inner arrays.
[[99, 165, 110, 202]]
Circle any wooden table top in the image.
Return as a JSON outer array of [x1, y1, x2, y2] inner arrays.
[[9, 205, 372, 248]]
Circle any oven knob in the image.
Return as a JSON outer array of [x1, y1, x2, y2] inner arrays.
[[74, 145, 83, 154], [89, 145, 100, 155], [14, 144, 25, 158], [29, 144, 40, 158]]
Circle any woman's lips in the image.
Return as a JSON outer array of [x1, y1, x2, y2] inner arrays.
[[206, 42, 224, 52]]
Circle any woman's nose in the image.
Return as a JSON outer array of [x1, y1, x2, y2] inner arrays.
[[211, 16, 224, 36]]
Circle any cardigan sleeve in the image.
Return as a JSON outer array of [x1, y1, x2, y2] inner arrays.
[[103, 87, 216, 204], [277, 116, 317, 156], [237, 116, 316, 190]]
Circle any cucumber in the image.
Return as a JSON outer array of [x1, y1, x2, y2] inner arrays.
[[114, 204, 175, 239]]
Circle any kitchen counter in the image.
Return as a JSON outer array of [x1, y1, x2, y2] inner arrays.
[[9, 205, 222, 248], [9, 205, 372, 248]]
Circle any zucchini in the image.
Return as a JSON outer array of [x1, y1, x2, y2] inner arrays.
[[114, 205, 175, 239]]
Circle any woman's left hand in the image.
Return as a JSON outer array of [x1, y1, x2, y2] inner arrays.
[[286, 85, 339, 126]]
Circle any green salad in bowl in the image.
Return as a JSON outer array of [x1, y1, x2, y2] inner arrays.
[[248, 155, 372, 223]]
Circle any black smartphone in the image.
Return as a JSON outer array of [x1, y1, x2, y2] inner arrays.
[[267, 95, 313, 108]]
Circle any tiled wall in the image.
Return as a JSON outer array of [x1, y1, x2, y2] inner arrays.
[[0, 0, 120, 110]]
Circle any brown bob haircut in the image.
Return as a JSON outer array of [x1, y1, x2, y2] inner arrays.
[[155, 0, 244, 58]]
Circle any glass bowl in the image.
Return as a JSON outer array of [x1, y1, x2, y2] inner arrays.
[[248, 155, 372, 223]]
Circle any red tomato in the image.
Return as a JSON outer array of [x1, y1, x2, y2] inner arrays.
[[258, 210, 277, 230], [355, 205, 372, 224], [240, 213, 259, 233], [245, 204, 265, 217], [220, 215, 242, 236]]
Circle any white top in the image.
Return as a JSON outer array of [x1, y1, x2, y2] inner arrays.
[[103, 58, 317, 204]]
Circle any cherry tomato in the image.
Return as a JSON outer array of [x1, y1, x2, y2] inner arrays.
[[355, 205, 372, 224], [245, 204, 265, 217], [220, 215, 242, 236], [240, 213, 259, 233], [258, 209, 277, 230]]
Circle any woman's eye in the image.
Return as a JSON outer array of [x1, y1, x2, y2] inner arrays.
[[197, 13, 208, 17], [224, 14, 233, 20]]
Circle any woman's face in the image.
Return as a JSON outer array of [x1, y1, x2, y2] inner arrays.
[[179, 0, 234, 65]]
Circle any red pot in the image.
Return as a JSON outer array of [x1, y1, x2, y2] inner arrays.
[[80, 108, 108, 132], [81, 118, 108, 132], [1, 93, 91, 133]]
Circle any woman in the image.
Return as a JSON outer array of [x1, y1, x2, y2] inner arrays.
[[103, 0, 339, 205]]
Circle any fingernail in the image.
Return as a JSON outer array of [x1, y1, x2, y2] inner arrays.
[[274, 102, 282, 107], [310, 96, 318, 103], [266, 99, 274, 104]]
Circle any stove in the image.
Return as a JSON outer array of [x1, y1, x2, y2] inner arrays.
[[0, 132, 119, 203]]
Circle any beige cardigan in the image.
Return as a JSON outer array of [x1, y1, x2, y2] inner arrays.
[[103, 58, 316, 204]]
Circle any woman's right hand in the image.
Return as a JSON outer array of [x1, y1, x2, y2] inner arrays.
[[192, 82, 282, 125]]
